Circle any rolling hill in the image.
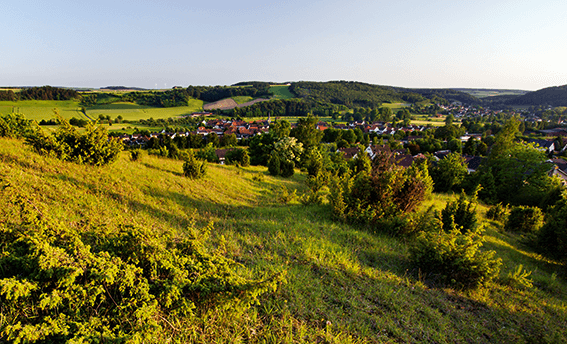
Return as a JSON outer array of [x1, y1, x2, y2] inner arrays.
[[1, 137, 567, 342]]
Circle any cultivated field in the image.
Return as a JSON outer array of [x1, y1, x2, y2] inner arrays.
[[0, 99, 204, 122]]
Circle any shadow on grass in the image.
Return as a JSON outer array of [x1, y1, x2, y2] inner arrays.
[[141, 161, 184, 177]]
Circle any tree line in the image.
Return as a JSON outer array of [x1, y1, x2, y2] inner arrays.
[[0, 86, 79, 101]]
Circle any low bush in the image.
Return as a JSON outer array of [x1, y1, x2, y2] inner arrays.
[[503, 264, 533, 290], [0, 113, 33, 138], [225, 148, 250, 167], [504, 206, 544, 233], [537, 193, 567, 262], [0, 193, 281, 342], [409, 225, 502, 289], [486, 202, 508, 222], [440, 192, 477, 233], [183, 152, 207, 179], [130, 148, 142, 161], [25, 116, 123, 166]]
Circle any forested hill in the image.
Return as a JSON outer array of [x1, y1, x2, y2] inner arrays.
[[395, 87, 482, 105], [289, 81, 418, 107], [505, 84, 567, 106]]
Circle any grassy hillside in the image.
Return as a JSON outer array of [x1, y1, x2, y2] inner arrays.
[[1, 138, 567, 342], [270, 85, 295, 100]]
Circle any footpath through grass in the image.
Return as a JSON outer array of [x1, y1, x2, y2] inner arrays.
[[1, 138, 566, 343]]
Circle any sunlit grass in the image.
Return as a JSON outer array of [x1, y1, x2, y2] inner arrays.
[[1, 137, 567, 343]]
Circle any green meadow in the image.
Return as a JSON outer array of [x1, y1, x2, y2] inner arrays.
[[1, 137, 566, 343], [0, 100, 85, 122], [270, 85, 295, 100]]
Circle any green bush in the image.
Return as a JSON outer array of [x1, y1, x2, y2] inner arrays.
[[537, 194, 567, 262], [334, 152, 432, 227], [486, 202, 508, 222], [25, 116, 123, 166], [409, 225, 502, 289], [183, 152, 207, 179], [505, 206, 544, 233], [0, 113, 33, 138], [440, 192, 477, 233], [225, 148, 250, 167], [0, 193, 281, 342], [130, 149, 142, 161]]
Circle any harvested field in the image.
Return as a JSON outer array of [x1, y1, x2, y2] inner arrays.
[[237, 98, 269, 108], [204, 98, 238, 110], [204, 97, 269, 110]]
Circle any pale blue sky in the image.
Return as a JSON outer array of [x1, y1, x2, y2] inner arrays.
[[3, 0, 567, 90]]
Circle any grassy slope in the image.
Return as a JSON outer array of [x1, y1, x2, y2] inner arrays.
[[1, 138, 567, 343], [270, 85, 295, 100]]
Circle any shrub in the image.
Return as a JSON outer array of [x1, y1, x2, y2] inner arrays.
[[0, 113, 33, 138], [25, 116, 123, 166], [225, 148, 250, 167], [503, 264, 533, 290], [536, 193, 567, 262], [409, 226, 502, 289], [486, 202, 508, 222], [130, 148, 142, 161], [337, 152, 432, 226], [440, 192, 477, 233], [0, 193, 282, 342], [183, 152, 207, 179], [505, 206, 544, 233]]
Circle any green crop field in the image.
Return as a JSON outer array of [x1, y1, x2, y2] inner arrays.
[[0, 98, 204, 122], [269, 85, 295, 99], [86, 98, 204, 121], [0, 100, 85, 122]]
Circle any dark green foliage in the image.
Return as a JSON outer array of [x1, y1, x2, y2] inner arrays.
[[505, 206, 544, 233], [0, 113, 33, 138], [430, 152, 468, 193], [68, 117, 90, 127], [508, 84, 567, 107], [290, 115, 323, 149], [409, 225, 502, 289], [290, 81, 404, 108], [231, 99, 310, 118], [195, 143, 220, 163], [0, 193, 280, 342], [349, 150, 372, 176], [302, 147, 324, 177], [331, 151, 432, 227], [248, 132, 276, 166], [4, 86, 80, 101], [486, 202, 508, 222], [267, 154, 294, 177], [537, 193, 567, 262], [225, 148, 250, 167], [440, 192, 478, 233], [130, 149, 142, 161], [25, 116, 123, 166], [183, 152, 207, 179]]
